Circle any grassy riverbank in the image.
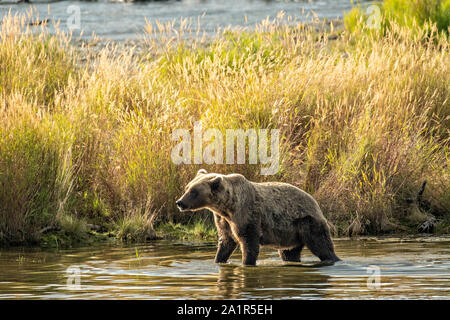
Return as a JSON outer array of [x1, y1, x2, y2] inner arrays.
[[0, 3, 449, 246]]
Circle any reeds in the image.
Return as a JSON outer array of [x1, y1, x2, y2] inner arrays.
[[0, 8, 448, 244]]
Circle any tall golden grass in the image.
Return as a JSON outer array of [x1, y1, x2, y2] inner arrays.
[[0, 10, 448, 244]]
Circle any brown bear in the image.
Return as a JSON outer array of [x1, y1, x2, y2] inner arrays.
[[176, 169, 340, 266]]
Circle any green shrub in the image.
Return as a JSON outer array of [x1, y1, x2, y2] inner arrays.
[[344, 0, 450, 35]]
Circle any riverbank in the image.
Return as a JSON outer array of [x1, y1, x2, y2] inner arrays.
[[38, 222, 450, 249], [35, 219, 217, 248], [0, 7, 448, 247]]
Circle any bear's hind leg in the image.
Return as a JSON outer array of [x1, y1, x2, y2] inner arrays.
[[238, 224, 260, 266], [278, 244, 304, 262], [300, 216, 340, 264]]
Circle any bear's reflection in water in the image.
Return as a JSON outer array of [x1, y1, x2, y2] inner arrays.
[[216, 263, 332, 299]]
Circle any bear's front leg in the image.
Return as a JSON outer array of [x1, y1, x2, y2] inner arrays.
[[214, 214, 238, 263], [215, 238, 238, 263], [238, 224, 260, 266]]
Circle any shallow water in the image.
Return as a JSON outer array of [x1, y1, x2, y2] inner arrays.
[[1, 237, 450, 299], [0, 0, 364, 40]]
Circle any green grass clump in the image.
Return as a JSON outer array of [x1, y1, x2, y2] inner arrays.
[[156, 219, 217, 241], [344, 0, 450, 35], [0, 102, 75, 244], [115, 212, 157, 242]]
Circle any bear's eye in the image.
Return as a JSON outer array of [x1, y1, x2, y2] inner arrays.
[[190, 189, 198, 198]]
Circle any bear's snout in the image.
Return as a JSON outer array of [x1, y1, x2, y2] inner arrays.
[[176, 199, 188, 211]]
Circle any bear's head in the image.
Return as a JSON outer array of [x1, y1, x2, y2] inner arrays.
[[176, 169, 228, 212]]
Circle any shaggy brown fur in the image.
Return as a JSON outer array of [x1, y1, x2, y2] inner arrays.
[[176, 169, 340, 266]]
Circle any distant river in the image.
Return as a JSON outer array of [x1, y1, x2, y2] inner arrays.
[[0, 0, 371, 41]]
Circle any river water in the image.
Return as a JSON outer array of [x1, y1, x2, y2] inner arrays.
[[1, 237, 450, 299], [0, 0, 366, 40]]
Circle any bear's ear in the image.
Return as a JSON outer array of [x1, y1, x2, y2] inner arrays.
[[197, 169, 207, 176], [209, 176, 223, 192]]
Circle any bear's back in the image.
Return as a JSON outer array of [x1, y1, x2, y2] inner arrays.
[[252, 181, 324, 221]]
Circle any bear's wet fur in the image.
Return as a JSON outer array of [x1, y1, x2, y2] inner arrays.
[[176, 169, 340, 266]]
